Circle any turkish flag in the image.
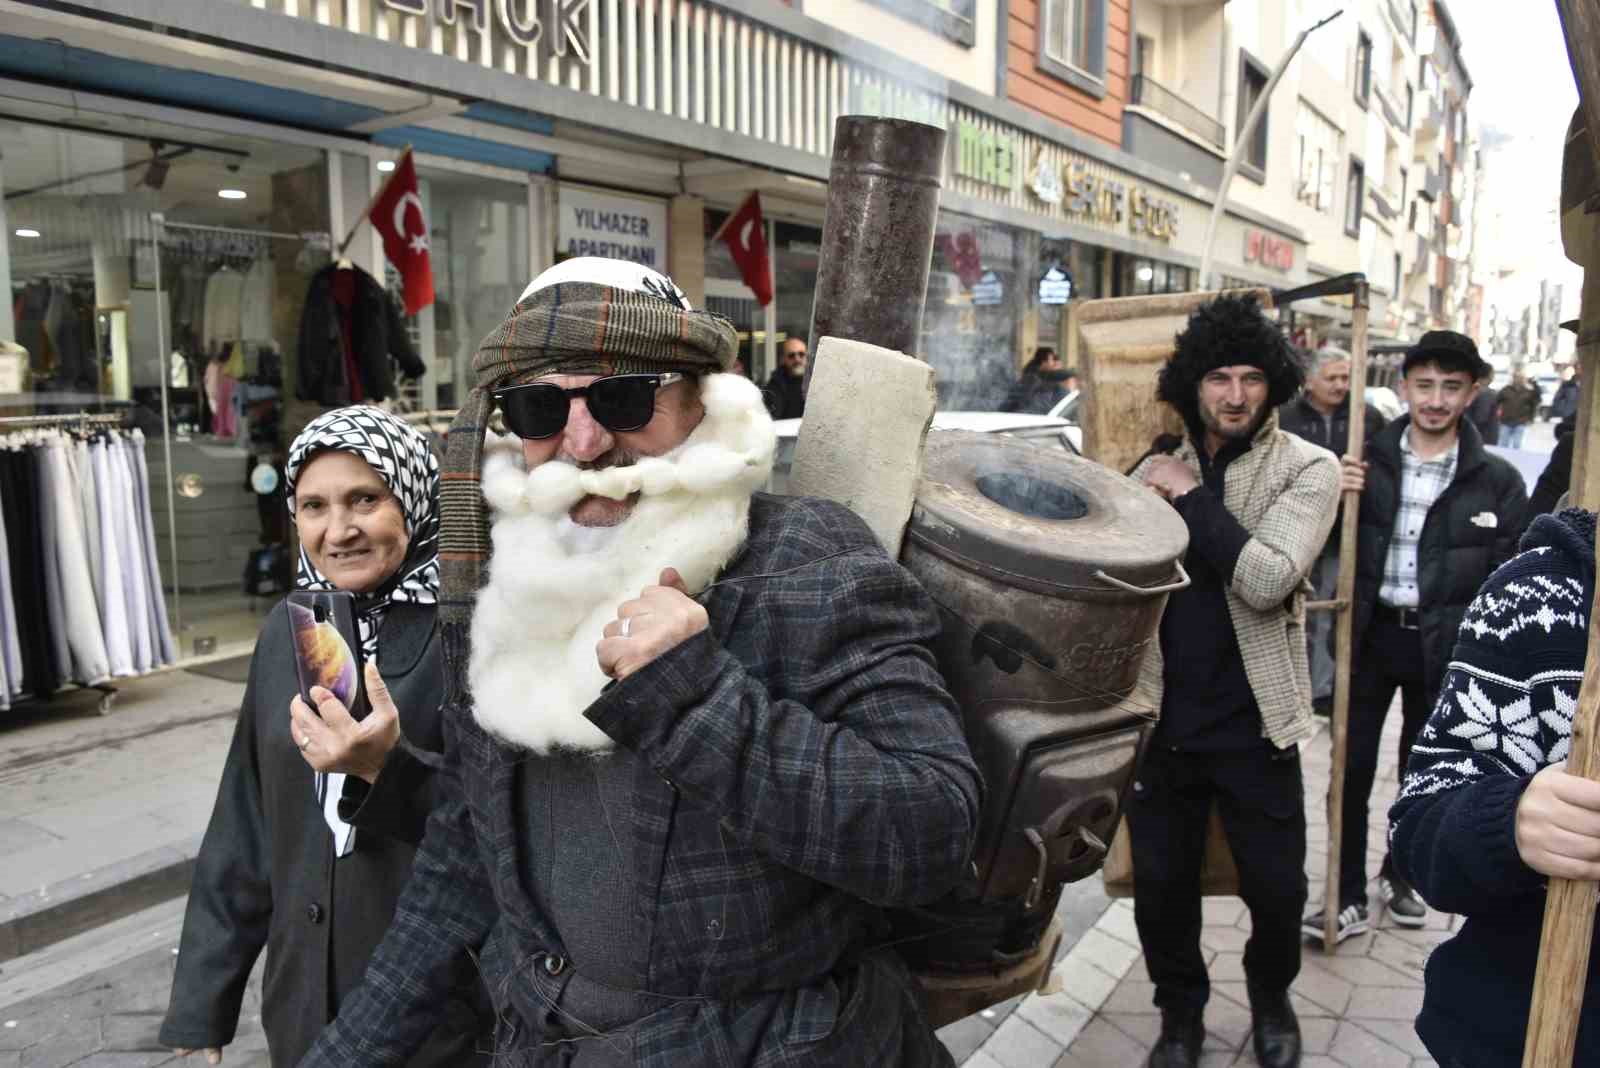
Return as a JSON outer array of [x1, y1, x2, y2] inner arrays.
[[713, 192, 772, 306], [370, 149, 435, 316]]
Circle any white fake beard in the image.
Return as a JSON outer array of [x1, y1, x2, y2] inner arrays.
[[469, 373, 776, 754]]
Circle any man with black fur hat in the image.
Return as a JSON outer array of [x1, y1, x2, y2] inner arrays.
[[297, 257, 981, 1067], [1129, 294, 1340, 1068], [1303, 330, 1526, 945]]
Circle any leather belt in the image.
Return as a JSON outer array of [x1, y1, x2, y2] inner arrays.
[[1375, 604, 1421, 630]]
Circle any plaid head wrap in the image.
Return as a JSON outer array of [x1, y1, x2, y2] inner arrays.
[[439, 257, 739, 703]]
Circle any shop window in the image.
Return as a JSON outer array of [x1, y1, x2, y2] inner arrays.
[[1346, 158, 1366, 238], [1117, 256, 1192, 298], [1355, 30, 1373, 108], [1236, 51, 1271, 183], [1038, 0, 1109, 100], [1294, 100, 1341, 213], [861, 0, 976, 47], [925, 211, 1023, 410]]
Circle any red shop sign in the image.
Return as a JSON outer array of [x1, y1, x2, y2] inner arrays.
[[1244, 229, 1295, 272]]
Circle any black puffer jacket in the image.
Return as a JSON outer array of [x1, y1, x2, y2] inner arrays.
[[1351, 416, 1527, 692], [296, 264, 424, 405]]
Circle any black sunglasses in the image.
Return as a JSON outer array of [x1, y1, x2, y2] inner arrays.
[[492, 373, 685, 440]]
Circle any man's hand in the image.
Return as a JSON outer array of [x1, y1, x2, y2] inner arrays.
[[1515, 761, 1600, 881], [597, 568, 709, 681], [1142, 455, 1199, 502], [289, 662, 402, 784], [1339, 455, 1368, 495], [172, 1048, 223, 1065]]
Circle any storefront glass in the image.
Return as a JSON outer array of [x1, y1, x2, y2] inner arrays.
[[925, 210, 1022, 410], [1, 111, 333, 660], [1116, 254, 1194, 296]]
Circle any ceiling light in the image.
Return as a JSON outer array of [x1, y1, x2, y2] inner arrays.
[[377, 160, 396, 173], [218, 189, 248, 200], [14, 228, 40, 238]]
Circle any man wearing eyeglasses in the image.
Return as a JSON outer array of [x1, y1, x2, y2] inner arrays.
[[299, 257, 980, 1068]]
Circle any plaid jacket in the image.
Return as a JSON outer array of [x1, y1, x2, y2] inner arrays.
[[300, 494, 981, 1067], [1130, 414, 1340, 748]]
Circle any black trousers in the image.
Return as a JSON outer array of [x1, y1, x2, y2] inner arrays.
[[1127, 742, 1308, 1013], [1339, 619, 1435, 906]]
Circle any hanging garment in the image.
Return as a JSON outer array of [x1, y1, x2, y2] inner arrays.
[[203, 266, 246, 353], [240, 256, 275, 345], [33, 444, 74, 679], [91, 440, 135, 678], [106, 442, 153, 674], [43, 441, 111, 684], [0, 501, 17, 707], [73, 439, 104, 611], [212, 368, 238, 439], [171, 262, 210, 354], [0, 448, 60, 695], [128, 436, 176, 666], [295, 264, 424, 406]]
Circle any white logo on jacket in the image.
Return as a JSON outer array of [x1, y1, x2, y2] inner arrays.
[[1470, 511, 1498, 529], [470, 373, 775, 754]]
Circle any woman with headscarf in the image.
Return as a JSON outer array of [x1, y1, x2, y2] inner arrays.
[[160, 406, 490, 1067]]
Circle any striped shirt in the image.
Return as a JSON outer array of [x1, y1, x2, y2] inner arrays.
[[1379, 430, 1459, 608]]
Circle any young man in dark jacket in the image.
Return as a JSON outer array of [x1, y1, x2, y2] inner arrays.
[[1389, 508, 1599, 1066], [1277, 346, 1388, 715], [1305, 331, 1527, 943]]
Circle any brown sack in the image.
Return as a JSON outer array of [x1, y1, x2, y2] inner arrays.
[[1102, 805, 1242, 898]]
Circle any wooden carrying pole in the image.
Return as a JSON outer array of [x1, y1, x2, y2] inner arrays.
[[1522, 5, 1600, 1061], [1323, 282, 1369, 954]]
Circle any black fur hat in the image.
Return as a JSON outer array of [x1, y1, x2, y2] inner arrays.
[[1157, 293, 1303, 430]]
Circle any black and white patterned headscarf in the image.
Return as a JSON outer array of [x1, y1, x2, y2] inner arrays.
[[284, 405, 439, 857], [285, 405, 441, 655]]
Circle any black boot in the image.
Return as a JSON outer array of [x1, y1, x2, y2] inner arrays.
[[1247, 985, 1301, 1068], [1146, 1006, 1203, 1068]]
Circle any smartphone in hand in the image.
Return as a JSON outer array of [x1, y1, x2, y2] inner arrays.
[[286, 591, 368, 722]]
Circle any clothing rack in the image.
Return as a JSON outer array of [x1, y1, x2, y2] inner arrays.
[[0, 408, 137, 715]]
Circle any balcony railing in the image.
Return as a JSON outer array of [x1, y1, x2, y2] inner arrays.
[[1130, 74, 1225, 150], [1374, 82, 1407, 132], [1419, 165, 1440, 201], [1386, 0, 1415, 45]]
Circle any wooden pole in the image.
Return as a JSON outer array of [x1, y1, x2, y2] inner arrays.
[[1521, 564, 1600, 1066], [1324, 281, 1369, 954], [336, 146, 413, 259]]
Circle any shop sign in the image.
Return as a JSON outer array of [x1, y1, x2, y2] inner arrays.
[[972, 270, 1005, 306], [381, 0, 594, 60], [1244, 228, 1295, 272], [953, 120, 1017, 189], [1027, 149, 1063, 206], [1063, 160, 1126, 226], [558, 186, 667, 268], [1038, 265, 1073, 305], [1130, 188, 1179, 243]]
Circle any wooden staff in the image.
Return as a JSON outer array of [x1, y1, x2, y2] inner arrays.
[[335, 146, 414, 259], [1323, 281, 1369, 954]]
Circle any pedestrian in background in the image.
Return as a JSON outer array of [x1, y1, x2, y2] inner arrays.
[[1306, 331, 1526, 945], [1466, 366, 1501, 446], [1130, 294, 1340, 1068], [762, 332, 807, 419], [1277, 345, 1388, 717], [1550, 361, 1581, 423], [1000, 346, 1072, 414], [161, 406, 490, 1067], [1495, 366, 1541, 449], [1389, 506, 1600, 1066]]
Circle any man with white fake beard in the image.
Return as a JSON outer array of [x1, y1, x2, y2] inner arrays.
[[297, 257, 981, 1067]]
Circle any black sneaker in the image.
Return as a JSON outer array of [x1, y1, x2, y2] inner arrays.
[[1379, 874, 1428, 928], [1247, 985, 1302, 1068], [1301, 903, 1369, 944], [1146, 1007, 1204, 1068]]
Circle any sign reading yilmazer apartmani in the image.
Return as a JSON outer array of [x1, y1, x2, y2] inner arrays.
[[380, 0, 593, 60], [559, 185, 668, 268]]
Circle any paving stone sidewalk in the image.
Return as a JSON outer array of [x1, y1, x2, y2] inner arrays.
[[951, 708, 1450, 1068]]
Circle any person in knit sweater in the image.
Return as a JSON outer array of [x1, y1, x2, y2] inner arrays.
[[1388, 507, 1600, 1066]]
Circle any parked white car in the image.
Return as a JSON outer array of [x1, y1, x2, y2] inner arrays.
[[769, 412, 1083, 495]]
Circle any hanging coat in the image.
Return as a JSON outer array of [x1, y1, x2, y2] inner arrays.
[[295, 264, 424, 406]]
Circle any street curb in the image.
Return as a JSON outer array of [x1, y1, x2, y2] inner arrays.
[[0, 841, 197, 964]]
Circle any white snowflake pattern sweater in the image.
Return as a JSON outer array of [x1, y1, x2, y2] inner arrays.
[[1388, 507, 1599, 1067]]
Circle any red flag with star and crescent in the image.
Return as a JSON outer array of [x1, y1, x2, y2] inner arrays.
[[712, 191, 772, 307], [370, 148, 435, 315]]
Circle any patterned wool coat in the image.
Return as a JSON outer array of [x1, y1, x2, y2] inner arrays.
[[299, 493, 982, 1067], [1129, 413, 1341, 748]]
